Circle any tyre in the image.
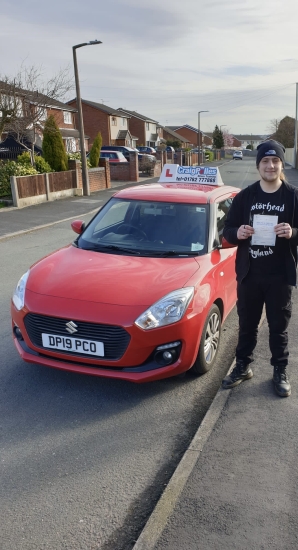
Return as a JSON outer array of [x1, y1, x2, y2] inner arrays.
[[191, 304, 222, 375]]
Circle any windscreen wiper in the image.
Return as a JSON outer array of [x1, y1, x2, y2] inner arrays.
[[155, 250, 200, 257], [89, 243, 140, 255]]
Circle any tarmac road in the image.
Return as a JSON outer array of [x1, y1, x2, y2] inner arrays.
[[1, 158, 290, 549]]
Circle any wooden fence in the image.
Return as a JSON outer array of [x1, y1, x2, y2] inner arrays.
[[10, 160, 110, 208]]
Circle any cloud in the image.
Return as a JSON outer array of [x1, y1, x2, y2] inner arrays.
[[221, 66, 272, 77], [1, 0, 298, 134], [1, 0, 185, 48]]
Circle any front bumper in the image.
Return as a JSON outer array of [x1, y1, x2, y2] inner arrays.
[[11, 292, 202, 383], [13, 336, 186, 383]]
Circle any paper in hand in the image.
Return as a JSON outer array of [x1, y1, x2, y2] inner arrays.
[[251, 214, 278, 246]]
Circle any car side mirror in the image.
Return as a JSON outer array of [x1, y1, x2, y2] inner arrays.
[[71, 220, 85, 235]]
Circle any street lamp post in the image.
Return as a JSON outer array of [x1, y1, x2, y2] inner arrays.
[[72, 40, 102, 196], [198, 110, 209, 165]]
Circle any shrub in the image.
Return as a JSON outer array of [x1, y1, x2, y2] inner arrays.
[[89, 132, 102, 168], [0, 160, 38, 197], [67, 152, 82, 161], [42, 115, 68, 171], [139, 157, 156, 176], [16, 152, 32, 166], [17, 152, 52, 173], [34, 156, 52, 173], [67, 152, 91, 169], [205, 150, 214, 162]]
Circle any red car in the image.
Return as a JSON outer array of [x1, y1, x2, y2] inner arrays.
[[11, 168, 239, 383], [100, 151, 127, 163]]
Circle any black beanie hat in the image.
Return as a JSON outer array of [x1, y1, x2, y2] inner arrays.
[[256, 140, 285, 167]]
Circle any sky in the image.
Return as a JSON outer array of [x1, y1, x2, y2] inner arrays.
[[1, 0, 298, 136]]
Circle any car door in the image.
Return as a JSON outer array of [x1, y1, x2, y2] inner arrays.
[[210, 195, 238, 317]]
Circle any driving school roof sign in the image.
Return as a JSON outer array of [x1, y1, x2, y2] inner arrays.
[[158, 164, 224, 186]]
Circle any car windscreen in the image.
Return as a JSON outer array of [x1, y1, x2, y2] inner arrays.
[[78, 198, 209, 257]]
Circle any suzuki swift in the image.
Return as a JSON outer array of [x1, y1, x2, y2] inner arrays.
[[11, 165, 239, 383]]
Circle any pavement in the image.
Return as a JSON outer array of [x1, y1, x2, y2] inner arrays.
[[0, 176, 161, 240], [2, 163, 298, 549], [133, 165, 298, 550], [0, 159, 231, 240]]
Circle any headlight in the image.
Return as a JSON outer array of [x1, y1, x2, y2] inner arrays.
[[135, 287, 194, 330], [12, 271, 29, 310]]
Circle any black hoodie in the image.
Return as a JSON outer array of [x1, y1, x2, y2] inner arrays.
[[223, 180, 298, 286]]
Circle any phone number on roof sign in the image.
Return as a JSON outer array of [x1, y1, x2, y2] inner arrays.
[[177, 167, 217, 176], [176, 176, 216, 183]]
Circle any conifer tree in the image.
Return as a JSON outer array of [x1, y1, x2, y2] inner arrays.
[[89, 131, 102, 168], [42, 115, 68, 171], [213, 125, 224, 149]]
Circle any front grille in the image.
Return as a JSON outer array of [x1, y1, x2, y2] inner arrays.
[[24, 313, 131, 360]]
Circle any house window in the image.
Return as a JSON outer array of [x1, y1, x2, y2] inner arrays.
[[111, 117, 117, 126], [65, 138, 77, 152], [63, 111, 72, 124], [146, 122, 150, 130], [122, 118, 126, 127]]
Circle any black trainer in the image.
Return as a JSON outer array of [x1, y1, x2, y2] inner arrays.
[[273, 366, 291, 397], [222, 361, 253, 389]]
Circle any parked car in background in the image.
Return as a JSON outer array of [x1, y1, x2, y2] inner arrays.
[[100, 151, 127, 163], [233, 150, 243, 160], [137, 146, 156, 155], [101, 146, 156, 166], [101, 145, 136, 160], [166, 146, 175, 152]]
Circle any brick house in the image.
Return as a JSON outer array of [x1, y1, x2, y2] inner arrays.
[[117, 108, 161, 148], [67, 99, 136, 149], [0, 80, 79, 153], [44, 103, 80, 152], [167, 125, 211, 147], [162, 126, 190, 148]]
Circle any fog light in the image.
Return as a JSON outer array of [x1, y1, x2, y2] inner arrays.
[[14, 326, 23, 340], [163, 351, 173, 362]]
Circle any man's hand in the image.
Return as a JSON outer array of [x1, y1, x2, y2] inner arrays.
[[275, 222, 292, 239], [237, 224, 255, 240]]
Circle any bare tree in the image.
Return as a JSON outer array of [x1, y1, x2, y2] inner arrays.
[[273, 116, 295, 148], [267, 118, 281, 137], [0, 64, 74, 161]]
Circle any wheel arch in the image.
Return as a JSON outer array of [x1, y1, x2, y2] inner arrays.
[[213, 297, 224, 322]]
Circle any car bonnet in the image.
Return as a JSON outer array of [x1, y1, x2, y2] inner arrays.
[[26, 245, 200, 307]]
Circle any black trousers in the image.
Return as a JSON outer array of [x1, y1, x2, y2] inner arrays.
[[236, 273, 293, 368]]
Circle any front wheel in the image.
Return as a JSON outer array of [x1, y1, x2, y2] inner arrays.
[[191, 304, 222, 375]]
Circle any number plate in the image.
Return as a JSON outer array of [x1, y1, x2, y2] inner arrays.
[[41, 333, 104, 357]]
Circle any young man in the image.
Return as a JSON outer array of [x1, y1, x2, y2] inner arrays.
[[222, 140, 298, 397]]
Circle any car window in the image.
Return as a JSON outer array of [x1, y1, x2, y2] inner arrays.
[[79, 198, 209, 256], [216, 198, 233, 243]]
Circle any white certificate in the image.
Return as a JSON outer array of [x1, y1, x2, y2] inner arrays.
[[251, 214, 278, 246]]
